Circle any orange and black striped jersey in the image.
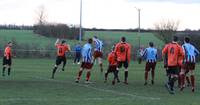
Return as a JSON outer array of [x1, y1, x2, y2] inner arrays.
[[107, 51, 117, 66], [114, 42, 131, 62], [162, 42, 184, 67], [56, 44, 70, 57], [4, 46, 12, 59]]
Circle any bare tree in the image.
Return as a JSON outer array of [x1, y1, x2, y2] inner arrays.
[[35, 5, 47, 25], [154, 19, 180, 43]]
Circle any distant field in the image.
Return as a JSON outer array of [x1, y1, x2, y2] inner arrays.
[[0, 30, 80, 49], [85, 31, 164, 48], [0, 59, 199, 105], [0, 30, 164, 49]]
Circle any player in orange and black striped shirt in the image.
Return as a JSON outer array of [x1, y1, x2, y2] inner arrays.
[[51, 39, 71, 79], [162, 36, 184, 94], [104, 45, 120, 85], [2, 42, 13, 76]]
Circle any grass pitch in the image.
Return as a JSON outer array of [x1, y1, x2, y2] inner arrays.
[[0, 59, 199, 105]]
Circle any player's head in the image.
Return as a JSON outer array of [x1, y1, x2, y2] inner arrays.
[[149, 42, 154, 47], [88, 38, 93, 44], [93, 36, 98, 40], [7, 42, 12, 47], [61, 40, 66, 44], [173, 36, 178, 42], [121, 36, 126, 42], [184, 37, 190, 43]]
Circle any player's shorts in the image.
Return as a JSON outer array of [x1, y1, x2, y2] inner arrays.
[[56, 56, 66, 65], [145, 62, 156, 71], [81, 62, 93, 69], [117, 61, 129, 69], [107, 65, 117, 72], [182, 62, 195, 71], [3, 57, 12, 66], [167, 66, 179, 75], [93, 51, 103, 58]]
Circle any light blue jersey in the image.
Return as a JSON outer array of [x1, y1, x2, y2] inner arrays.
[[182, 43, 199, 63], [82, 43, 92, 63], [94, 38, 103, 52], [142, 47, 157, 63]]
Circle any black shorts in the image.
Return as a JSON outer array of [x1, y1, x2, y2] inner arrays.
[[3, 57, 12, 66], [167, 66, 179, 75], [107, 65, 117, 72], [56, 56, 66, 65], [117, 61, 129, 69]]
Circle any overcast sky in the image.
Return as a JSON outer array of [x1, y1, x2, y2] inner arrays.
[[0, 0, 200, 30]]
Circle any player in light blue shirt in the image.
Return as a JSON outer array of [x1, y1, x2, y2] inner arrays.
[[93, 36, 104, 73], [180, 37, 199, 92], [76, 38, 94, 83], [142, 42, 157, 85]]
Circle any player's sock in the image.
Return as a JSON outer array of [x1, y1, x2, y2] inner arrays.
[[8, 68, 11, 76], [77, 70, 83, 80], [180, 74, 185, 91], [124, 71, 128, 84], [51, 67, 57, 79], [144, 71, 148, 85], [191, 75, 195, 90], [86, 71, 91, 81], [62, 63, 66, 71], [100, 63, 103, 72], [186, 76, 190, 86], [2, 67, 6, 76], [169, 77, 177, 91], [105, 72, 108, 82]]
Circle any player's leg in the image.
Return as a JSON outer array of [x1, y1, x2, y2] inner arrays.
[[104, 66, 111, 83], [76, 67, 84, 83], [124, 61, 129, 85], [98, 57, 103, 73], [7, 59, 12, 76], [151, 63, 156, 85], [180, 68, 186, 91], [2, 57, 7, 76], [144, 62, 149, 85], [51, 57, 61, 79], [62, 57, 66, 71], [86, 69, 91, 82], [190, 70, 195, 92], [74, 54, 77, 64], [77, 53, 81, 64], [168, 67, 179, 94]]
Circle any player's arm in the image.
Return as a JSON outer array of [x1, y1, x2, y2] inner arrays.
[[194, 47, 200, 56], [55, 38, 60, 46], [127, 44, 131, 63]]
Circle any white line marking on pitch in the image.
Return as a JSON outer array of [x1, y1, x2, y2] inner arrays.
[[34, 77, 161, 101]]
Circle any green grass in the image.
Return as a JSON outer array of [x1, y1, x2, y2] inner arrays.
[[85, 31, 164, 48], [0, 59, 199, 105], [0, 30, 80, 49]]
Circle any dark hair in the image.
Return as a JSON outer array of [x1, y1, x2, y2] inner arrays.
[[88, 38, 93, 44], [173, 36, 178, 42], [94, 36, 98, 39], [61, 40, 66, 44], [149, 42, 154, 47], [121, 36, 126, 42], [184, 37, 190, 43], [8, 42, 12, 44]]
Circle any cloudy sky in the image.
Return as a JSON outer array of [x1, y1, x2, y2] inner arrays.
[[0, 0, 200, 30]]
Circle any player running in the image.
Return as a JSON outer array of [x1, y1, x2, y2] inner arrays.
[[104, 44, 120, 85], [180, 37, 199, 92], [114, 36, 131, 85], [2, 42, 13, 76], [142, 42, 157, 85], [51, 39, 71, 79], [75, 38, 93, 83], [162, 36, 184, 94], [93, 36, 104, 73]]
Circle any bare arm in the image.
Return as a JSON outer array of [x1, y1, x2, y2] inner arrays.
[[55, 39, 60, 46]]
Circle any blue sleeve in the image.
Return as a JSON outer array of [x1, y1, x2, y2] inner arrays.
[[194, 47, 200, 56]]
